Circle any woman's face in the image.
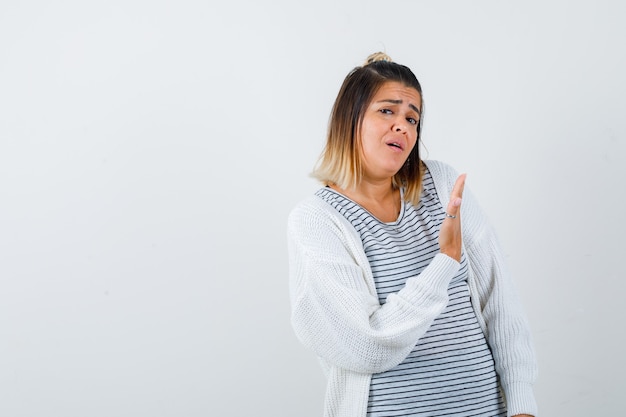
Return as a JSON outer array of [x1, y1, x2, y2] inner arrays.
[[358, 81, 421, 183]]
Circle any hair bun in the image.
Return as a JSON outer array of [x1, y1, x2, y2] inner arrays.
[[364, 52, 393, 65]]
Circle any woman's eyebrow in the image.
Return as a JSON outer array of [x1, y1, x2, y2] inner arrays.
[[376, 99, 421, 115]]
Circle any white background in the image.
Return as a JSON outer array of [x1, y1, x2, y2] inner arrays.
[[1, 1, 624, 416]]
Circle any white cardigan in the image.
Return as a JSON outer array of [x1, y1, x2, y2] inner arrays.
[[287, 160, 538, 417]]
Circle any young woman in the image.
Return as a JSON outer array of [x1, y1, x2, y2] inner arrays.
[[287, 52, 537, 417]]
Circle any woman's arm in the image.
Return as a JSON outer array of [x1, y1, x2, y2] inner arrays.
[[287, 198, 459, 374], [425, 159, 538, 416], [464, 214, 538, 416]]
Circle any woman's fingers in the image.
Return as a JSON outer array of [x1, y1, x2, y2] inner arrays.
[[445, 173, 466, 219], [439, 174, 466, 262]]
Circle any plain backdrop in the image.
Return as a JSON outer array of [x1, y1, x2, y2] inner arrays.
[[1, 0, 625, 416]]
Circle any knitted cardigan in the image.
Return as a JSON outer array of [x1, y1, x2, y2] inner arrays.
[[287, 159, 538, 417]]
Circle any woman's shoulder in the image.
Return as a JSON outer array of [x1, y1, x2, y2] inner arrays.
[[423, 159, 460, 180], [287, 191, 363, 252], [289, 192, 329, 215], [288, 191, 342, 230], [422, 159, 461, 196]]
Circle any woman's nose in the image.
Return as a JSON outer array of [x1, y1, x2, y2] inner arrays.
[[393, 118, 408, 133]]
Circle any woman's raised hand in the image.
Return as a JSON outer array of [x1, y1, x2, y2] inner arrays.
[[438, 174, 466, 262]]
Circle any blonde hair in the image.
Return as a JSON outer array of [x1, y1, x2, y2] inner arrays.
[[311, 52, 425, 206], [364, 51, 393, 64]]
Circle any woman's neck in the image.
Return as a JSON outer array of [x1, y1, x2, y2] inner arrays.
[[331, 180, 401, 223]]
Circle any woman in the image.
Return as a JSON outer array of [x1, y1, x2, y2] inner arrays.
[[287, 52, 537, 417]]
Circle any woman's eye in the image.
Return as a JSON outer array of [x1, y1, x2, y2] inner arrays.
[[407, 117, 418, 125], [380, 109, 392, 115]]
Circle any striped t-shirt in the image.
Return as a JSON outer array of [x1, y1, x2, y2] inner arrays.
[[316, 169, 506, 417]]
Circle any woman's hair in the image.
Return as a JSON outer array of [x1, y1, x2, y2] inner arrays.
[[311, 52, 425, 206]]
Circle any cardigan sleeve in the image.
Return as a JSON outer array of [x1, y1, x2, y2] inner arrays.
[[425, 160, 538, 416], [464, 212, 538, 416], [287, 197, 460, 374]]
